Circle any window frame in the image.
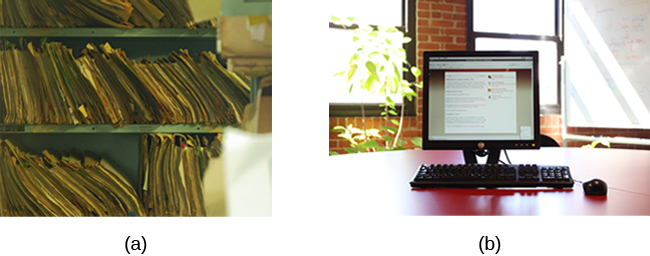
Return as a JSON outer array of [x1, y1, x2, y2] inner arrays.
[[328, 0, 417, 117], [466, 0, 564, 115]]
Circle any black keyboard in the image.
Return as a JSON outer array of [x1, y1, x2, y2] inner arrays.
[[410, 164, 574, 189]]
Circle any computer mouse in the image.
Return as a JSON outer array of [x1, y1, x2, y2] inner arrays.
[[583, 178, 607, 196]]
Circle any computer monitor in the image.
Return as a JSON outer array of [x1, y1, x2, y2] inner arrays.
[[422, 51, 540, 164]]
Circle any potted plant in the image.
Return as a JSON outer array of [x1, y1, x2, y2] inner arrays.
[[329, 16, 422, 155]]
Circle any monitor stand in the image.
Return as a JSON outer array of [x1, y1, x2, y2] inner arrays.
[[463, 149, 501, 164]]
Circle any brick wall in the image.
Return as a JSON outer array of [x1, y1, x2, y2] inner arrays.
[[541, 114, 562, 146], [330, 0, 565, 154]]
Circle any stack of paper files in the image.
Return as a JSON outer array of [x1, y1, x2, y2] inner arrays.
[[0, 138, 145, 216], [130, 0, 216, 28], [196, 51, 251, 124], [0, 40, 250, 126], [0, 0, 215, 28], [140, 133, 220, 216]]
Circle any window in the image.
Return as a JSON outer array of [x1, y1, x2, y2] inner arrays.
[[564, 0, 650, 128], [328, 0, 416, 117], [468, 0, 563, 114]]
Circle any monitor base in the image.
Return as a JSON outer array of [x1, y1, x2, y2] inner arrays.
[[463, 149, 501, 164]]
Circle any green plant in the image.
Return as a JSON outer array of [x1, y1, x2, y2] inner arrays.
[[329, 16, 422, 155], [329, 124, 381, 154], [581, 138, 611, 148]]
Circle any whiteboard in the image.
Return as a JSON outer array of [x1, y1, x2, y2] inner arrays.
[[565, 0, 650, 128]]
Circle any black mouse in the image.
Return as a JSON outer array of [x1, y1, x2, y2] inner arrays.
[[583, 179, 607, 196]]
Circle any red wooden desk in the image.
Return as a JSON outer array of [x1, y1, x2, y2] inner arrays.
[[323, 148, 650, 215]]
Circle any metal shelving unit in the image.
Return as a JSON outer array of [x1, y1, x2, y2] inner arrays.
[[0, 124, 232, 134], [0, 27, 226, 192], [0, 27, 216, 38]]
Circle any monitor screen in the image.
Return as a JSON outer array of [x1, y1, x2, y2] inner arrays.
[[422, 51, 540, 151]]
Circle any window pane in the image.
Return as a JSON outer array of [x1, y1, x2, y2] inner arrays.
[[564, 0, 650, 128], [329, 0, 402, 27], [473, 0, 556, 36], [327, 28, 403, 104], [565, 17, 629, 126], [476, 38, 558, 105]]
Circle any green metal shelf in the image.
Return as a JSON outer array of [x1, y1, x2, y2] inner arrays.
[[0, 28, 216, 38], [0, 124, 232, 134]]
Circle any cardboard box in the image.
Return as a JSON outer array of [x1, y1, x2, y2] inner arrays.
[[227, 58, 272, 77], [242, 80, 271, 134], [218, 16, 272, 58]]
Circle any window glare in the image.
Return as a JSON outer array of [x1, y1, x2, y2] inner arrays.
[[329, 0, 402, 26], [473, 0, 555, 36], [476, 38, 558, 105]]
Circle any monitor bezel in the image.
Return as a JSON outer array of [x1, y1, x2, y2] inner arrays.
[[422, 50, 541, 150]]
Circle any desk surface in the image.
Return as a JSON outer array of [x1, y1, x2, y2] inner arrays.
[[323, 148, 650, 216]]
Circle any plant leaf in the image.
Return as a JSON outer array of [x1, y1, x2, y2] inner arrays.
[[389, 110, 398, 115], [366, 129, 382, 138], [386, 96, 395, 109], [410, 66, 422, 77], [391, 119, 400, 126], [365, 61, 377, 73], [334, 70, 346, 77], [338, 133, 353, 141], [329, 151, 339, 156], [402, 36, 412, 44], [345, 148, 358, 153], [353, 134, 366, 141], [349, 53, 358, 65], [392, 77, 400, 94], [600, 139, 611, 147], [402, 87, 416, 101], [380, 126, 398, 133], [347, 64, 358, 82], [393, 63, 401, 83], [370, 72, 380, 85], [359, 140, 379, 149], [382, 135, 394, 142], [363, 77, 374, 90], [330, 126, 346, 132], [411, 137, 423, 147]]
